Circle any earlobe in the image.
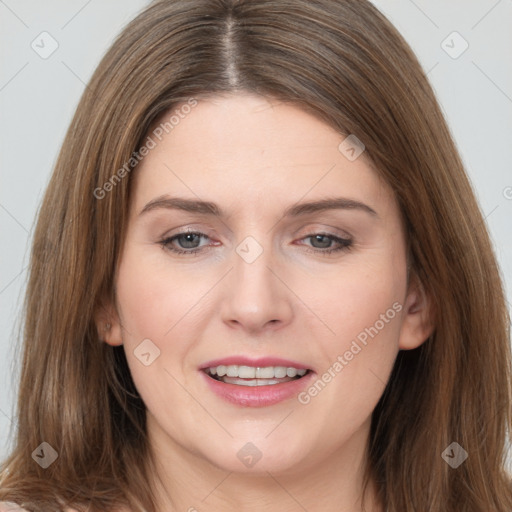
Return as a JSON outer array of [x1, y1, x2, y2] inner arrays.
[[398, 276, 435, 350], [94, 299, 123, 346]]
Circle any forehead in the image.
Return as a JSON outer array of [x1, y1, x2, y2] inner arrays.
[[132, 93, 394, 215], [148, 94, 351, 161]]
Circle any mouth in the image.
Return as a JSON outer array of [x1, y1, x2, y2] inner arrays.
[[202, 365, 311, 387], [198, 357, 315, 406]]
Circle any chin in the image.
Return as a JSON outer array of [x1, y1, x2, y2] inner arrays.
[[198, 435, 313, 476]]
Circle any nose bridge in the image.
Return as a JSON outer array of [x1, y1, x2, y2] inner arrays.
[[220, 234, 294, 331]]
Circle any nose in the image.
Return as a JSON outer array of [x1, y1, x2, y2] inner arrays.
[[219, 242, 294, 335]]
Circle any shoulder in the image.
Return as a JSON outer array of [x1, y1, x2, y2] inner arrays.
[[0, 504, 80, 512], [0, 502, 128, 512], [0, 503, 28, 511]]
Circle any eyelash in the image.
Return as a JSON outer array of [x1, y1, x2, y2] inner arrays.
[[158, 230, 353, 256]]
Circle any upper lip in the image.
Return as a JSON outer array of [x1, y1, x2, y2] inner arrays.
[[199, 356, 312, 371]]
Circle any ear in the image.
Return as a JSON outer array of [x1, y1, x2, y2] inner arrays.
[[94, 294, 123, 347], [398, 274, 435, 350]]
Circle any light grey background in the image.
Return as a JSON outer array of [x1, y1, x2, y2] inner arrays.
[[1, 0, 511, 465]]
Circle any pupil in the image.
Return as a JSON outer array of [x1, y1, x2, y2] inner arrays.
[[179, 233, 200, 248], [312, 235, 331, 249]]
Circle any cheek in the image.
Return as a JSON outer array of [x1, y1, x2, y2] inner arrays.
[[315, 254, 405, 347], [114, 248, 201, 423], [114, 243, 217, 399], [302, 253, 405, 405], [115, 244, 206, 339], [335, 274, 402, 340]]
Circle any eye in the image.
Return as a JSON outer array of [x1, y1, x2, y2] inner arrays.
[[159, 231, 212, 255], [158, 230, 353, 257], [299, 233, 353, 255]]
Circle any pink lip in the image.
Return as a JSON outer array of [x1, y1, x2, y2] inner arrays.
[[199, 368, 316, 408], [198, 356, 314, 407], [199, 356, 311, 370]]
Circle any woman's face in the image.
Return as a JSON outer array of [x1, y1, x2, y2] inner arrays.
[[104, 93, 429, 477]]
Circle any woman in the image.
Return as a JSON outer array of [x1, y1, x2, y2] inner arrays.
[[1, 0, 511, 511]]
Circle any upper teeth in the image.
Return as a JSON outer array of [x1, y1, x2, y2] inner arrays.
[[208, 365, 308, 379]]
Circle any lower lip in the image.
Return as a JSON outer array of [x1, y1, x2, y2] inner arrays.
[[199, 370, 316, 407]]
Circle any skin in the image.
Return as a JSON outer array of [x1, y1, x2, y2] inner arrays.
[[98, 93, 433, 512]]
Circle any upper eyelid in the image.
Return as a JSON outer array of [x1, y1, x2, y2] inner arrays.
[[162, 222, 353, 238], [162, 230, 352, 246]]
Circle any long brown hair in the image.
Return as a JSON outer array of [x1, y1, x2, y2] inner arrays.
[[1, 1, 511, 510]]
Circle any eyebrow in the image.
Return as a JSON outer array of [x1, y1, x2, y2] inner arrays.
[[139, 195, 378, 218]]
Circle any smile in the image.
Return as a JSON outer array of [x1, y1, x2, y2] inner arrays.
[[204, 365, 309, 386], [200, 365, 315, 407]]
